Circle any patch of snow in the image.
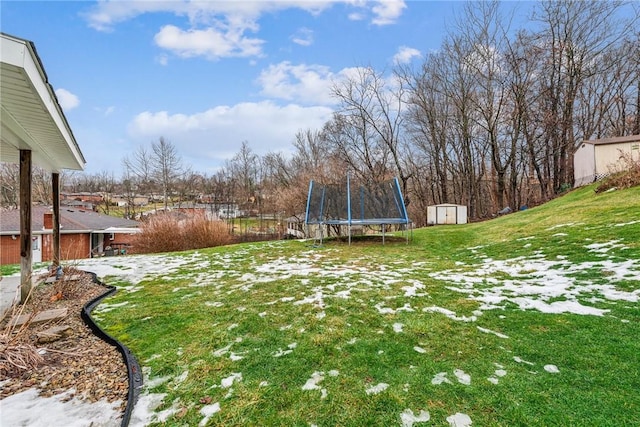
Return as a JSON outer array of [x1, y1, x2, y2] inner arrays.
[[174, 370, 189, 384], [454, 369, 471, 385], [447, 412, 473, 427], [614, 220, 640, 227], [402, 280, 426, 297], [212, 343, 233, 358], [302, 372, 325, 391], [477, 326, 509, 339], [0, 388, 122, 427], [273, 348, 293, 357], [365, 383, 389, 395], [221, 373, 242, 388], [423, 306, 477, 322], [544, 364, 560, 373], [393, 323, 404, 333], [513, 356, 534, 366], [129, 392, 172, 427], [229, 352, 244, 361], [432, 372, 452, 385], [413, 346, 427, 354], [400, 409, 431, 427], [199, 402, 220, 427], [430, 255, 640, 316]]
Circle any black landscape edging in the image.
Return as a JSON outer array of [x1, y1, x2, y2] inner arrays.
[[80, 272, 143, 427]]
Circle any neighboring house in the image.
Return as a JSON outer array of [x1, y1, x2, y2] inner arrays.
[[61, 199, 95, 211], [111, 195, 149, 207], [0, 206, 140, 264], [574, 134, 640, 187], [218, 204, 240, 219], [61, 192, 104, 204]]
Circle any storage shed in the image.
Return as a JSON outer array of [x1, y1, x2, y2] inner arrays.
[[574, 134, 640, 187], [427, 204, 468, 225]]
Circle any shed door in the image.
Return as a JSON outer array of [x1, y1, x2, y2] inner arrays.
[[444, 206, 457, 224]]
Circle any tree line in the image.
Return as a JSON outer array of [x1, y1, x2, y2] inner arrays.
[[1, 1, 638, 227]]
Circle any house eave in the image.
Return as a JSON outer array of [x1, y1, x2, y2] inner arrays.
[[0, 32, 85, 172]]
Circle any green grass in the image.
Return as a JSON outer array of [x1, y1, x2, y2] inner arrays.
[[93, 184, 640, 426]]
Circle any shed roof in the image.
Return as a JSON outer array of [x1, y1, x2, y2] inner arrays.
[[0, 32, 85, 171], [582, 134, 640, 146], [0, 206, 139, 234]]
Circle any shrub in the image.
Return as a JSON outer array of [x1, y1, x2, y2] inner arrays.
[[595, 153, 640, 193], [131, 212, 232, 254]]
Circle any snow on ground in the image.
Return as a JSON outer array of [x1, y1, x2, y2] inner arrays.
[[447, 412, 473, 427], [400, 409, 431, 427], [0, 388, 122, 427], [4, 234, 637, 426]]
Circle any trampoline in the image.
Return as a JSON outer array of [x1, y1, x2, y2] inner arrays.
[[305, 176, 411, 244]]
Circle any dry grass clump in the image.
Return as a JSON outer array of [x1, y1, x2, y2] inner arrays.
[[596, 154, 640, 193], [0, 286, 43, 378], [132, 212, 232, 254]]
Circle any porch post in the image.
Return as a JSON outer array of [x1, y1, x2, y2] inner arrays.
[[52, 172, 61, 266], [19, 150, 33, 304]]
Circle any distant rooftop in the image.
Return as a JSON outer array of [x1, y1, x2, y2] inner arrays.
[[0, 205, 139, 233]]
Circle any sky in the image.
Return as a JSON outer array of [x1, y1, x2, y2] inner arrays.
[[1, 1, 532, 176]]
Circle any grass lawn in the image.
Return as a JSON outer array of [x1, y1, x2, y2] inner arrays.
[[88, 184, 640, 426]]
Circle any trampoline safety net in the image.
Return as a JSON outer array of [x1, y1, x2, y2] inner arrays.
[[305, 177, 410, 226]]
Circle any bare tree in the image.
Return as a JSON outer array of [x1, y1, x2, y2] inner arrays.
[[95, 171, 116, 214], [0, 163, 20, 208], [123, 144, 156, 204], [150, 137, 184, 210], [532, 0, 636, 190], [330, 66, 411, 197], [228, 141, 258, 205]]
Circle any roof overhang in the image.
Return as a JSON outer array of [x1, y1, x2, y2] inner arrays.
[[582, 134, 640, 146], [0, 32, 85, 172]]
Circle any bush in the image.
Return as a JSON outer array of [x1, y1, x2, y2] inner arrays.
[[595, 154, 640, 193], [131, 213, 232, 254]]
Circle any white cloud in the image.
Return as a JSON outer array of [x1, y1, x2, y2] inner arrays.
[[256, 62, 370, 106], [84, 1, 334, 32], [256, 62, 341, 105], [393, 46, 421, 65], [55, 88, 80, 111], [154, 25, 264, 60], [371, 0, 406, 26], [126, 101, 333, 171], [291, 27, 314, 46]]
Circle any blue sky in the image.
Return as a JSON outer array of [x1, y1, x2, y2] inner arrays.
[[2, 1, 531, 176]]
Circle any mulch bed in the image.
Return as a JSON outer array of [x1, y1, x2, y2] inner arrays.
[[0, 269, 128, 414]]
